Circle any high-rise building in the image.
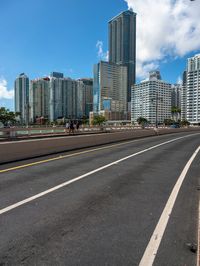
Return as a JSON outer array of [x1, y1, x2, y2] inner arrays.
[[29, 77, 50, 123], [14, 73, 29, 124], [30, 74, 93, 123], [185, 54, 200, 124], [109, 9, 136, 103], [63, 78, 78, 120], [171, 84, 182, 121], [77, 79, 93, 118], [50, 72, 64, 79], [131, 71, 172, 124], [181, 71, 187, 120], [93, 61, 127, 120], [171, 84, 182, 109], [49, 76, 64, 121], [49, 77, 79, 121]]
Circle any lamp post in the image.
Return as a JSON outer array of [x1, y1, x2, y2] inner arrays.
[[151, 92, 163, 128]]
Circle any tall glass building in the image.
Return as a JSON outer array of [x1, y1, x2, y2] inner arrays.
[[93, 61, 127, 120], [14, 73, 29, 124], [109, 9, 136, 103]]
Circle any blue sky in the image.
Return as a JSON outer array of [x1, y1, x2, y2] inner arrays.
[[0, 0, 199, 110]]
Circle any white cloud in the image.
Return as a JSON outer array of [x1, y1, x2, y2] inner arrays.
[[124, 0, 200, 79], [0, 78, 14, 100], [96, 41, 109, 61], [176, 75, 183, 85]]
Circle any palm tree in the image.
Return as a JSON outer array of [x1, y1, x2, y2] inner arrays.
[[171, 106, 181, 122]]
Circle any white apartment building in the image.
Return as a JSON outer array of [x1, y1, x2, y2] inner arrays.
[[29, 73, 93, 123], [186, 54, 200, 124], [131, 71, 172, 124], [49, 77, 64, 121], [29, 77, 50, 123], [45, 77, 80, 122], [181, 71, 187, 120]]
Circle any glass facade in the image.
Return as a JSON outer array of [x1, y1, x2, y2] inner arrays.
[[109, 10, 136, 103], [93, 61, 127, 120]]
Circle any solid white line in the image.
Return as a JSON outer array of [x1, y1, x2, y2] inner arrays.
[[139, 145, 200, 266], [197, 197, 200, 266], [0, 134, 199, 216], [0, 133, 107, 145]]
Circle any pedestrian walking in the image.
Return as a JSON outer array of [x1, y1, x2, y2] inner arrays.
[[153, 127, 159, 136], [76, 121, 80, 132], [65, 121, 69, 134], [69, 120, 75, 135]]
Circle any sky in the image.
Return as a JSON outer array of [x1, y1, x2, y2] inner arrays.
[[0, 0, 200, 110]]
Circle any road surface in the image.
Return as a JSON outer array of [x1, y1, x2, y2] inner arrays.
[[0, 132, 199, 265]]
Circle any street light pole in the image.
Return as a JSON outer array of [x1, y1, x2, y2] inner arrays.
[[155, 92, 158, 128], [151, 91, 162, 128]]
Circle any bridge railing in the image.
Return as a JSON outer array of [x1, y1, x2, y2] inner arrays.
[[0, 125, 174, 140]]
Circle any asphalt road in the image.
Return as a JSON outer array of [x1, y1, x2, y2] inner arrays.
[[0, 132, 199, 266]]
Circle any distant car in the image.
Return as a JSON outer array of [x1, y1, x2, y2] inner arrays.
[[170, 124, 180, 128]]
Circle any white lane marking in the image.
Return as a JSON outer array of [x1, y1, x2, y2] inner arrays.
[[197, 197, 200, 266], [0, 134, 199, 216], [139, 145, 200, 266], [0, 132, 110, 145]]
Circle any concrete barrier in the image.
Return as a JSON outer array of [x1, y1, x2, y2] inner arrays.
[[0, 127, 200, 164]]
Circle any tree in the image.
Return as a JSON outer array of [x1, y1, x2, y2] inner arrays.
[[164, 118, 174, 126], [171, 106, 181, 121], [92, 115, 106, 126], [0, 107, 20, 126], [180, 119, 190, 127], [137, 117, 148, 129], [82, 116, 89, 125]]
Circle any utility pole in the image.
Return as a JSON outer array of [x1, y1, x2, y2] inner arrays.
[[155, 93, 158, 128], [151, 91, 163, 128]]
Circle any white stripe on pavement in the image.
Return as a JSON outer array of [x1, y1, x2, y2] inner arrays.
[[139, 145, 200, 266], [0, 132, 107, 145], [0, 134, 199, 216]]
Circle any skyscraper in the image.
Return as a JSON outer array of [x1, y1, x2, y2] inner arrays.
[[77, 79, 93, 118], [14, 73, 29, 124], [93, 61, 127, 120], [29, 77, 50, 123], [109, 9, 136, 103], [185, 54, 200, 124], [181, 71, 187, 120]]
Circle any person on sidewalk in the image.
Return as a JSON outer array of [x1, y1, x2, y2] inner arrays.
[[69, 121, 75, 135], [65, 121, 69, 134], [76, 121, 80, 132], [154, 127, 159, 136]]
